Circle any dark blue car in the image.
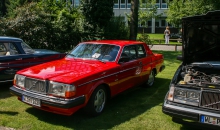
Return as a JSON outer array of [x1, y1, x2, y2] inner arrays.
[[0, 36, 66, 83]]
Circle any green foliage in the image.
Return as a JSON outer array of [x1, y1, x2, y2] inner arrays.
[[139, 0, 162, 27], [82, 0, 114, 31], [81, 0, 129, 41], [137, 33, 152, 45], [0, 1, 83, 51], [166, 0, 218, 27], [102, 17, 129, 40]]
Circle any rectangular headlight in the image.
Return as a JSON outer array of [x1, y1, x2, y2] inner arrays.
[[14, 74, 25, 88], [48, 81, 76, 98], [175, 89, 187, 98], [174, 88, 200, 106]]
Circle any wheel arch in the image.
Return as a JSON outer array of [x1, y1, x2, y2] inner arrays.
[[98, 83, 111, 101], [88, 82, 111, 101], [152, 68, 157, 76]]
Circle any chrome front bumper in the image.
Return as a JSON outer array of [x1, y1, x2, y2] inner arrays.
[[10, 86, 85, 109], [162, 100, 220, 121]]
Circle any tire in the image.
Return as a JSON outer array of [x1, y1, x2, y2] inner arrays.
[[146, 70, 155, 87], [84, 86, 106, 117]]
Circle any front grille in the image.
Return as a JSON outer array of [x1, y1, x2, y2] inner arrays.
[[200, 91, 220, 110], [25, 77, 47, 94]]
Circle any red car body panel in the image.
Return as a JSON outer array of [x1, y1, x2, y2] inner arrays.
[[10, 40, 165, 116]]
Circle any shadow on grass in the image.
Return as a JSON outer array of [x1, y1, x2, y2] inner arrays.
[[25, 77, 171, 129], [0, 111, 18, 116], [0, 83, 13, 99]]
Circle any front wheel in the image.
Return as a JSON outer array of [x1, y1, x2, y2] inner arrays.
[[84, 86, 106, 116], [146, 70, 155, 87]]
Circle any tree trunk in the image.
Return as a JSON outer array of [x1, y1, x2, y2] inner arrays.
[[129, 0, 139, 40], [1, 0, 6, 16]]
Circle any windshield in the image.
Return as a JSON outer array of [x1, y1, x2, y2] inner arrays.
[[67, 43, 120, 62], [21, 41, 35, 54]]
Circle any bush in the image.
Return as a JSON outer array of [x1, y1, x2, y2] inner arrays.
[[137, 33, 152, 45], [0, 2, 83, 51]]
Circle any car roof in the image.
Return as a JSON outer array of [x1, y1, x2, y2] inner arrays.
[[0, 36, 22, 42], [83, 40, 145, 46]]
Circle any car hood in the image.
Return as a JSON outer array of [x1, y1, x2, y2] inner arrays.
[[17, 58, 117, 84], [182, 10, 220, 64]]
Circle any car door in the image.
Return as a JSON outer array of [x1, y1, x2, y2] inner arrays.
[[117, 45, 143, 92], [136, 44, 152, 84]]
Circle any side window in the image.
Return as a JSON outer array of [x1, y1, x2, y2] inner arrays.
[[9, 43, 19, 55], [0, 43, 7, 56], [137, 45, 146, 58], [121, 45, 137, 60], [3, 43, 19, 56]]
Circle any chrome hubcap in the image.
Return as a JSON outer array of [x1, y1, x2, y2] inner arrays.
[[148, 71, 154, 86], [94, 89, 106, 113]]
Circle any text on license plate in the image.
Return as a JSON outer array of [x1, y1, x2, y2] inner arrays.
[[201, 115, 220, 126], [22, 95, 41, 107]]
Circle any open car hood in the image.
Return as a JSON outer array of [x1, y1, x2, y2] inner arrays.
[[182, 10, 220, 64]]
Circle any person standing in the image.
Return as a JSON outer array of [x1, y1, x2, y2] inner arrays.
[[164, 26, 170, 44]]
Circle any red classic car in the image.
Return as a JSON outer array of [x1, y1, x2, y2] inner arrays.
[[10, 40, 165, 116], [0, 36, 66, 83]]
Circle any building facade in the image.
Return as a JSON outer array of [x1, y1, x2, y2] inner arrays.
[[113, 0, 178, 33], [70, 0, 176, 33]]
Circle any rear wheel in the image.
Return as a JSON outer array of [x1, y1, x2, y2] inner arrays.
[[146, 70, 155, 87], [84, 86, 106, 116]]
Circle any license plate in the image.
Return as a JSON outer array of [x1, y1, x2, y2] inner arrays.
[[22, 95, 41, 107], [200, 115, 220, 126]]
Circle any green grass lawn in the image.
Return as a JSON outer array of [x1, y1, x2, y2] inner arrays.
[[0, 51, 202, 130]]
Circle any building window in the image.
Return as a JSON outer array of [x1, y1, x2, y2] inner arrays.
[[140, 21, 146, 27], [127, 0, 131, 8], [155, 0, 160, 8], [74, 0, 80, 7], [114, 0, 119, 8], [120, 0, 126, 9], [148, 21, 152, 27], [161, 20, 166, 26], [155, 21, 159, 27], [161, 0, 167, 8]]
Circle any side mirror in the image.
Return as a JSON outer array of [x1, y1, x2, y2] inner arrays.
[[119, 56, 130, 63], [177, 55, 183, 61]]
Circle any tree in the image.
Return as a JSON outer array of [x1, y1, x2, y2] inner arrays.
[[0, 1, 83, 51], [0, 0, 7, 16], [139, 0, 162, 32], [166, 0, 220, 27], [82, 0, 114, 32], [129, 0, 139, 40]]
